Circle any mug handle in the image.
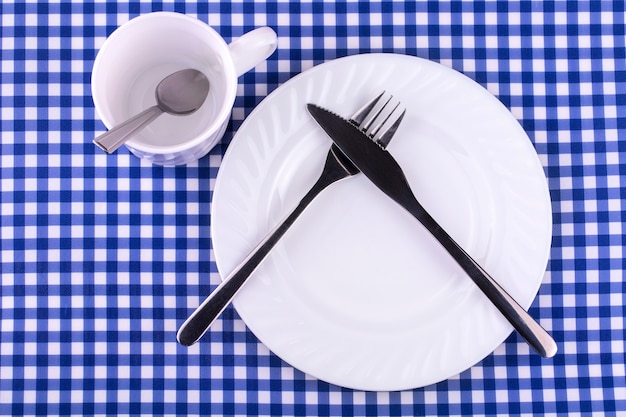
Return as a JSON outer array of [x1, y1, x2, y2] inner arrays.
[[228, 27, 278, 77]]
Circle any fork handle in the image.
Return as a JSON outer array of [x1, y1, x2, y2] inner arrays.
[[405, 200, 558, 358], [176, 168, 344, 346]]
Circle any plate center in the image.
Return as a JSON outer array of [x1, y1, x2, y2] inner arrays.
[[271, 120, 492, 331]]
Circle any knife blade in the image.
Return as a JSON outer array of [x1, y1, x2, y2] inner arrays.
[[306, 103, 557, 358]]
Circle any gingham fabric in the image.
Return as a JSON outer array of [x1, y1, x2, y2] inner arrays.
[[1, 1, 625, 416]]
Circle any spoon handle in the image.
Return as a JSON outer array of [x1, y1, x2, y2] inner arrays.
[[94, 105, 163, 154]]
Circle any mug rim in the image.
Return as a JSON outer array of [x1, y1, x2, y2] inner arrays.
[[91, 11, 238, 155]]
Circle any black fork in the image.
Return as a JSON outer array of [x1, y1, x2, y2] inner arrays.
[[177, 93, 406, 346]]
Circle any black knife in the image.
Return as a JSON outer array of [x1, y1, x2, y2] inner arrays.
[[307, 103, 557, 358]]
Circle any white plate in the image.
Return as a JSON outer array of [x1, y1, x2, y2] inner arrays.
[[211, 54, 552, 391]]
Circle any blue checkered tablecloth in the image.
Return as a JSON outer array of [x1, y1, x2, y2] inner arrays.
[[1, 0, 625, 415]]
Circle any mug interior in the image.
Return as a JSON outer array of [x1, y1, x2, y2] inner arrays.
[[92, 13, 236, 151]]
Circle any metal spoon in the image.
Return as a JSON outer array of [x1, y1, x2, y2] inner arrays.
[[93, 68, 210, 154]]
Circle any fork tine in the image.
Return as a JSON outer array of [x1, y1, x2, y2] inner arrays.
[[361, 95, 393, 133], [350, 92, 385, 126], [375, 108, 406, 147], [369, 101, 400, 138], [346, 92, 405, 149]]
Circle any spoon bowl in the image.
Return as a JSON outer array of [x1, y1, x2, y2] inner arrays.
[[93, 68, 210, 154]]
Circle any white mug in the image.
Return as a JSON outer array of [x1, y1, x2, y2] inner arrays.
[[91, 12, 277, 165]]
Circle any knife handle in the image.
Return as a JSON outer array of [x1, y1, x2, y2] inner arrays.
[[405, 201, 558, 358]]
